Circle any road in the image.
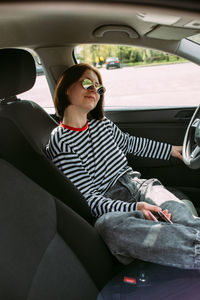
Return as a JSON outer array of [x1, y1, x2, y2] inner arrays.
[[19, 62, 200, 110], [101, 62, 200, 108]]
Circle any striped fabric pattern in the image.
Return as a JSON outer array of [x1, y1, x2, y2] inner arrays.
[[46, 118, 171, 217]]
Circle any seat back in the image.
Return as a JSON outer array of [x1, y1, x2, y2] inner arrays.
[[0, 48, 36, 99], [0, 159, 118, 299], [0, 48, 93, 224]]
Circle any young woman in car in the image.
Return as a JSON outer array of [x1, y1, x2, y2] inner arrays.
[[46, 63, 200, 270]]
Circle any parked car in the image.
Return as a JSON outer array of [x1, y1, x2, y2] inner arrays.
[[0, 0, 200, 299], [106, 57, 120, 69]]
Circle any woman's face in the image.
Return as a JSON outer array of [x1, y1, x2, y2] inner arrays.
[[66, 69, 100, 114]]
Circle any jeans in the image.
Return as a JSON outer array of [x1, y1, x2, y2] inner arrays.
[[95, 171, 200, 269]]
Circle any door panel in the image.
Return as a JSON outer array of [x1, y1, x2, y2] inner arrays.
[[106, 107, 200, 209]]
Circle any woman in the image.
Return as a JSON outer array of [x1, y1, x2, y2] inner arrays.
[[46, 63, 200, 269]]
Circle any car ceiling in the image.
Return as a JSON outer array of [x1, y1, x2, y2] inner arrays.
[[0, 1, 200, 90], [0, 2, 200, 50]]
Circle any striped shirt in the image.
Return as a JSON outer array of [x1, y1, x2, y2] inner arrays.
[[46, 118, 171, 217]]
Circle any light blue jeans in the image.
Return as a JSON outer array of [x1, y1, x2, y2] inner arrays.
[[95, 171, 200, 269]]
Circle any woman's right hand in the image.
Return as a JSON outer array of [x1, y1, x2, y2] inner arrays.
[[137, 202, 161, 220], [137, 202, 172, 221]]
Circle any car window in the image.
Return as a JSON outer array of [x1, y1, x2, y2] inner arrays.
[[18, 49, 54, 113], [74, 44, 200, 109]]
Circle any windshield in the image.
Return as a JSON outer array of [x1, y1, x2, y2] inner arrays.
[[74, 44, 200, 109]]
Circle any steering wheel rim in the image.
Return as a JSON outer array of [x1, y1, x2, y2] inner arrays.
[[183, 105, 200, 169]]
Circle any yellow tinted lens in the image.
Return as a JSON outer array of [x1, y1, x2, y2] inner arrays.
[[82, 79, 93, 90], [82, 79, 106, 94]]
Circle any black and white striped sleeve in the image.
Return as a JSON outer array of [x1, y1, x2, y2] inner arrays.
[[109, 119, 172, 160], [85, 188, 137, 218], [52, 150, 136, 217]]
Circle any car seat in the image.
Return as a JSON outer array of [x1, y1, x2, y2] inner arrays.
[[0, 158, 119, 299], [0, 47, 197, 221], [1, 159, 200, 300], [0, 48, 94, 224]]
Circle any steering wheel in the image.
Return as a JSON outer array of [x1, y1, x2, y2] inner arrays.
[[183, 105, 200, 169]]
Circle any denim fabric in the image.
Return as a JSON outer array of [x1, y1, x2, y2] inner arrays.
[[95, 171, 200, 269]]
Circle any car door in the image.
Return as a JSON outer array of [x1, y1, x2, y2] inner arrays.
[[106, 107, 200, 211]]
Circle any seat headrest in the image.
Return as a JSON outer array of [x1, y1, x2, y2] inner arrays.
[[0, 48, 36, 99]]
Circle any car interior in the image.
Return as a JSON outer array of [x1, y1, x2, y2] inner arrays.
[[0, 0, 200, 299]]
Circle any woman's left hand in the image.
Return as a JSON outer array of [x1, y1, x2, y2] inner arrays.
[[171, 145, 183, 161]]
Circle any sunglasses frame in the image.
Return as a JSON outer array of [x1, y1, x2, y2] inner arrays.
[[81, 79, 106, 95]]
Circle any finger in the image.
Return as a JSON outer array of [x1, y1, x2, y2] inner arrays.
[[176, 151, 183, 161], [162, 210, 171, 219], [176, 151, 183, 159], [163, 210, 172, 220], [179, 154, 183, 161], [148, 211, 158, 222], [143, 210, 153, 220], [148, 204, 161, 213], [167, 213, 172, 220]]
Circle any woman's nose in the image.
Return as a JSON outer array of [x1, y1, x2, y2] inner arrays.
[[90, 84, 98, 93]]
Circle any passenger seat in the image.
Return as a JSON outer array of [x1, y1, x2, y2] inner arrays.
[[0, 159, 118, 299]]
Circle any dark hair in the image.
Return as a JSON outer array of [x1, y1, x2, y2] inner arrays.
[[54, 63, 104, 120]]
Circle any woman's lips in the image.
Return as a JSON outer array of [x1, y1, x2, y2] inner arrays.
[[85, 95, 95, 100]]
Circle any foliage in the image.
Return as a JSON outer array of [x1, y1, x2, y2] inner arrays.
[[75, 44, 186, 66]]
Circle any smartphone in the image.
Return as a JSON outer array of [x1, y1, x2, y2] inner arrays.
[[156, 211, 173, 224]]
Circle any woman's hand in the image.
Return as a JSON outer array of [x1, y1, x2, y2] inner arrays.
[[137, 202, 171, 221], [171, 145, 183, 161], [137, 202, 161, 220]]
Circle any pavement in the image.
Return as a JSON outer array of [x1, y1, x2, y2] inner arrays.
[[19, 62, 200, 110]]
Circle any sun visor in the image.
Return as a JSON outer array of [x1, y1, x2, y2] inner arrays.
[[146, 25, 200, 40]]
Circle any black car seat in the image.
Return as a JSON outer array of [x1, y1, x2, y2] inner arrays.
[[0, 159, 118, 299], [0, 47, 197, 220], [2, 158, 200, 300], [0, 48, 94, 224]]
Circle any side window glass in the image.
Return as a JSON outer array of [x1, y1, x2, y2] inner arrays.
[[19, 49, 54, 113], [74, 44, 200, 109]]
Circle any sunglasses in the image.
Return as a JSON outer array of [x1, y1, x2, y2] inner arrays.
[[81, 79, 106, 95]]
